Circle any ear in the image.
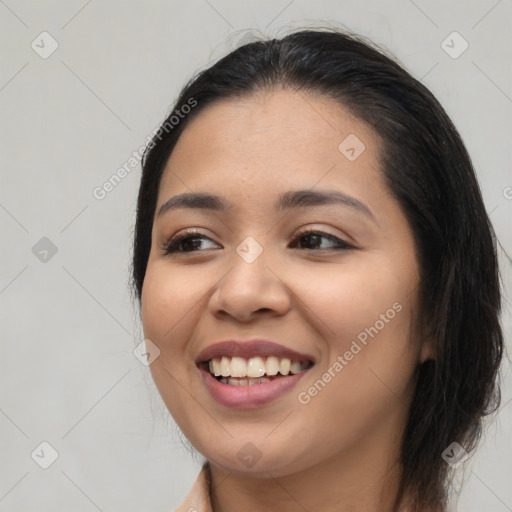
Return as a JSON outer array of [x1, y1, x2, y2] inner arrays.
[[419, 324, 436, 363], [420, 338, 435, 363]]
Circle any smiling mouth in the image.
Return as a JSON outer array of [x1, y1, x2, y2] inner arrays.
[[202, 356, 313, 386]]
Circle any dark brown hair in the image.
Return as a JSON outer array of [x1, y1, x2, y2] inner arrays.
[[132, 28, 503, 511]]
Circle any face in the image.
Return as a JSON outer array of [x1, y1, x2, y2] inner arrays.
[[141, 89, 429, 478]]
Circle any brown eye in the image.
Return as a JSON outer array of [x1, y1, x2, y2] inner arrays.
[[163, 232, 220, 254], [290, 230, 353, 251]]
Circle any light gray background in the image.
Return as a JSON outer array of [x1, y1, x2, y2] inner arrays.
[[1, 1, 511, 511]]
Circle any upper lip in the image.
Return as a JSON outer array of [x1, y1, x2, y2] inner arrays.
[[196, 340, 315, 364]]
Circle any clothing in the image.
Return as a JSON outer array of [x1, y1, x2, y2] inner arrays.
[[175, 463, 212, 512]]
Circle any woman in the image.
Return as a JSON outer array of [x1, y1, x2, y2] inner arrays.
[[131, 29, 503, 511]]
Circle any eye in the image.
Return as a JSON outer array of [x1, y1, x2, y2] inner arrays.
[[289, 229, 353, 251], [162, 230, 220, 254], [162, 228, 353, 255]]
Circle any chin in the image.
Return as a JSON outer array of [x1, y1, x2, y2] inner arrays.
[[193, 432, 314, 478]]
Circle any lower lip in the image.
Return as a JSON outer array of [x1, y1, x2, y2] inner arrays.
[[199, 367, 309, 408]]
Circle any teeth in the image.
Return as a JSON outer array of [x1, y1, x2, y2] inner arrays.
[[230, 356, 247, 377], [220, 356, 230, 377], [266, 356, 280, 376], [220, 376, 271, 385], [212, 358, 221, 377], [247, 356, 266, 378], [279, 358, 291, 375], [290, 361, 302, 374], [208, 356, 309, 379]]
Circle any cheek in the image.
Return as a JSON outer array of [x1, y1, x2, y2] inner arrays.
[[141, 262, 205, 347], [293, 256, 416, 344], [140, 263, 207, 415], [140, 264, 205, 419], [292, 257, 420, 415]]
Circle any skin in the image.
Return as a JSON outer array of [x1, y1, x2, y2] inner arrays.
[[141, 89, 433, 512]]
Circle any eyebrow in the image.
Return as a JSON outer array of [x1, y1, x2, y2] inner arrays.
[[157, 189, 375, 221]]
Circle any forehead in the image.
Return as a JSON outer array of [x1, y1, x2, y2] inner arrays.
[[159, 89, 386, 203]]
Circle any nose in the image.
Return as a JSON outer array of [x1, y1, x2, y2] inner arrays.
[[207, 245, 291, 323]]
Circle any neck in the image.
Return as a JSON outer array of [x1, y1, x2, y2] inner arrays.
[[209, 430, 407, 512]]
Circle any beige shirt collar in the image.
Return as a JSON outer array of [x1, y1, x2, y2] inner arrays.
[[175, 463, 212, 512]]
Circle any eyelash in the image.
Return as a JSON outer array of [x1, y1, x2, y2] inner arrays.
[[161, 228, 354, 254]]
